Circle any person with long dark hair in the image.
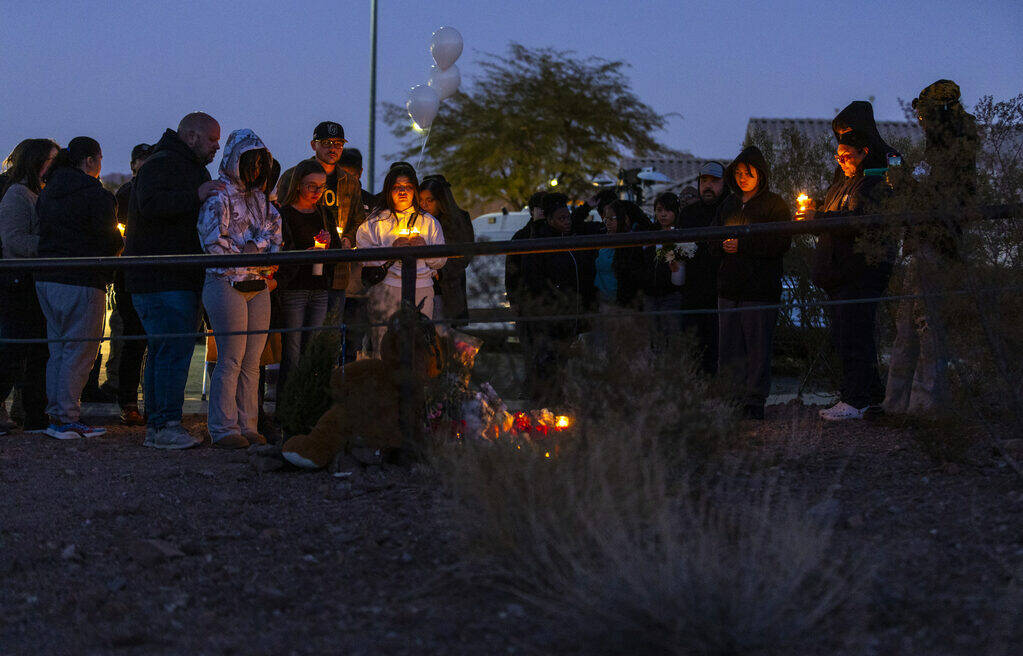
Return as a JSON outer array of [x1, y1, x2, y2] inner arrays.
[[589, 198, 647, 355], [418, 174, 474, 326], [643, 192, 686, 351], [0, 138, 59, 433], [34, 137, 122, 439], [274, 159, 343, 404], [355, 162, 446, 356], [598, 199, 648, 308], [199, 129, 282, 449]]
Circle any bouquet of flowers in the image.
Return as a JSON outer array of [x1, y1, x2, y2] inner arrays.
[[655, 241, 698, 264]]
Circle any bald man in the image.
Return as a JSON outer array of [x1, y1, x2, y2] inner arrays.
[[124, 112, 224, 450]]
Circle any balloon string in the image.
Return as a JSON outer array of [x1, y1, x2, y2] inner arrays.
[[417, 126, 432, 171]]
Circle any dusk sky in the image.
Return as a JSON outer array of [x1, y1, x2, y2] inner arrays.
[[2, 0, 1020, 191]]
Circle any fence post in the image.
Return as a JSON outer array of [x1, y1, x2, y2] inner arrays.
[[398, 255, 417, 448]]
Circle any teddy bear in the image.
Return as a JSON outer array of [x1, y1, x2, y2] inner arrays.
[[281, 305, 444, 470]]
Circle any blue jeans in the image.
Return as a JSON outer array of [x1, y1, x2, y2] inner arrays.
[[131, 290, 199, 429], [277, 289, 329, 400]]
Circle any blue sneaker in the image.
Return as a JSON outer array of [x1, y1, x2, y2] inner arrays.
[[44, 424, 84, 440], [69, 422, 106, 437]]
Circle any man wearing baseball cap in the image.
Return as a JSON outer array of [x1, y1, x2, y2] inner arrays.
[[276, 121, 366, 292], [677, 161, 730, 373]]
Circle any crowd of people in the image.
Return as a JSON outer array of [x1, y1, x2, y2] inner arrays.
[[0, 115, 473, 447], [0, 77, 977, 447], [505, 79, 977, 420]]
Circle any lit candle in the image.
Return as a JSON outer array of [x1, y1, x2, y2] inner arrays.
[[796, 193, 810, 220], [116, 223, 126, 237], [312, 230, 329, 276]]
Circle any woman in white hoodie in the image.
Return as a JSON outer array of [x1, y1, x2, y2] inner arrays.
[[356, 162, 446, 356], [197, 129, 282, 449]]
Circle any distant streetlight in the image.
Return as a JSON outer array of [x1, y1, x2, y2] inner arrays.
[[368, 0, 379, 193]]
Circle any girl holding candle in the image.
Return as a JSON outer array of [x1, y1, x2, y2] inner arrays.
[[274, 159, 345, 405], [355, 162, 446, 356]]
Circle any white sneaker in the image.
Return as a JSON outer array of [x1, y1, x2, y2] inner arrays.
[[144, 423, 199, 450], [819, 401, 866, 421]]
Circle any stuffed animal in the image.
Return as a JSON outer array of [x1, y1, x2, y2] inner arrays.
[[282, 305, 444, 469]]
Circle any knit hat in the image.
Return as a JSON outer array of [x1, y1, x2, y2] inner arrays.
[[912, 79, 961, 112]]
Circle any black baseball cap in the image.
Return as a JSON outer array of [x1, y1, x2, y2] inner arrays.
[[313, 121, 346, 141]]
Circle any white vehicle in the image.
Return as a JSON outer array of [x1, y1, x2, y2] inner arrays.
[[472, 208, 530, 243]]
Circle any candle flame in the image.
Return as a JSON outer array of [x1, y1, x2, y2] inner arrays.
[[555, 415, 571, 429], [117, 223, 126, 236]]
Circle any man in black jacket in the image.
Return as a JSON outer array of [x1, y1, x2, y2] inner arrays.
[[716, 146, 792, 419], [678, 161, 729, 373], [125, 112, 223, 449], [804, 131, 893, 421]]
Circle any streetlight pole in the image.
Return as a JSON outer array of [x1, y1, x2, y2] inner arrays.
[[367, 0, 378, 193]]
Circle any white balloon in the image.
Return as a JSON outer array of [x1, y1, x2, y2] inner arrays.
[[430, 26, 463, 71], [428, 64, 461, 101], [406, 84, 440, 129]]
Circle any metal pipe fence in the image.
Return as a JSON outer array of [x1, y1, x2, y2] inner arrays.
[[0, 204, 1017, 442]]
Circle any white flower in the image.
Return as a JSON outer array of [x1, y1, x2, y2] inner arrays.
[[677, 242, 698, 259]]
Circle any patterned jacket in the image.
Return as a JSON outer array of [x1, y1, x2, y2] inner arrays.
[[198, 129, 283, 282]]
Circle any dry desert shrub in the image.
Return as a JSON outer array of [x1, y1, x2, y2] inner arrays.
[[434, 351, 866, 655]]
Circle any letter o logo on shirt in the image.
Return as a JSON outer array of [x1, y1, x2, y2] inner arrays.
[[322, 190, 337, 207]]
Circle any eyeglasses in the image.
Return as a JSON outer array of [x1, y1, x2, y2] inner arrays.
[[302, 183, 326, 193], [317, 139, 346, 149], [834, 153, 860, 164], [392, 184, 416, 193]]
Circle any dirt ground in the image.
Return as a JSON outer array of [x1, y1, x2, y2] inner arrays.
[[1, 404, 1020, 656]]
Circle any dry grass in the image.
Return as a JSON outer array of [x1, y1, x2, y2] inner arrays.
[[432, 347, 867, 655]]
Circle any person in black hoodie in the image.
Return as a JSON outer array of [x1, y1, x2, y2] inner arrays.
[[34, 138, 122, 440], [804, 131, 894, 421], [124, 112, 223, 448], [716, 146, 792, 419], [831, 101, 901, 182], [520, 193, 596, 405], [678, 161, 729, 373]]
